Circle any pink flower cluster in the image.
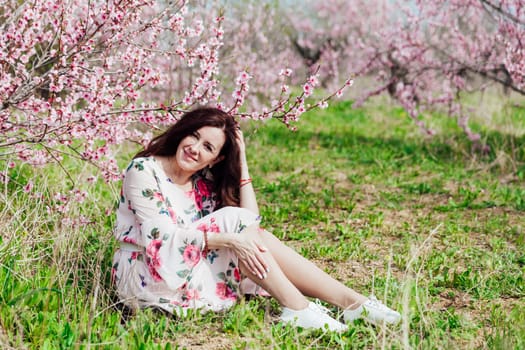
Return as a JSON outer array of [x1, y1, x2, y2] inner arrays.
[[1, 0, 351, 209]]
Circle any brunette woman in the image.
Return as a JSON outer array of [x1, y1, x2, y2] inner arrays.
[[112, 107, 400, 331]]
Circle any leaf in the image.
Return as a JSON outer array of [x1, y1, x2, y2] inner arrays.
[[134, 161, 144, 171], [60, 322, 75, 349], [150, 227, 160, 239], [177, 269, 190, 278], [142, 189, 154, 198]]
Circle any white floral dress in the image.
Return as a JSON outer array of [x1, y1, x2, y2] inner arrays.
[[112, 156, 265, 314]]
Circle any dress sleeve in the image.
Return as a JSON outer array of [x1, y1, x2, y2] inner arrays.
[[123, 159, 205, 290]]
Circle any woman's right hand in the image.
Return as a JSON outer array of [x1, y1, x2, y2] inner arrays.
[[235, 128, 249, 170], [230, 227, 269, 280]]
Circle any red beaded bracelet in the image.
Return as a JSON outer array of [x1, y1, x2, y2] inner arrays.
[[240, 178, 252, 187]]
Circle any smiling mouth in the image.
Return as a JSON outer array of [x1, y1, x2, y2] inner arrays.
[[183, 149, 197, 162]]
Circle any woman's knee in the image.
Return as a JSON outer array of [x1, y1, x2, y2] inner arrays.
[[218, 206, 258, 218]]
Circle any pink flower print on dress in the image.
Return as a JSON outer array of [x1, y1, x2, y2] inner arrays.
[[170, 299, 182, 307], [122, 236, 137, 244], [196, 178, 211, 197], [208, 218, 220, 233], [182, 244, 201, 267], [153, 191, 164, 201], [233, 268, 241, 282], [215, 282, 237, 301], [111, 266, 118, 284], [146, 239, 163, 282], [197, 222, 209, 232], [167, 207, 177, 223], [194, 193, 203, 210], [185, 288, 200, 301]]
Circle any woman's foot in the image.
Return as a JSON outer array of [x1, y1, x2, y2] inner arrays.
[[280, 302, 347, 332], [343, 295, 401, 325]]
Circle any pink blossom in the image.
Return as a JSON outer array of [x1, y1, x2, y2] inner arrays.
[[279, 68, 293, 77], [23, 182, 33, 193], [236, 71, 251, 84], [307, 75, 319, 87], [303, 83, 313, 97]]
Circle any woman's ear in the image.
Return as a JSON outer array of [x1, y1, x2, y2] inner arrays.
[[210, 155, 225, 168]]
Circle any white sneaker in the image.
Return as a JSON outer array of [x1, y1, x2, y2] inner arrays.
[[280, 301, 348, 332], [343, 295, 401, 325]]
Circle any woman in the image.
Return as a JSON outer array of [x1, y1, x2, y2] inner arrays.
[[112, 107, 400, 331]]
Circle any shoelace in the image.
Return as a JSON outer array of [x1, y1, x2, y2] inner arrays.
[[312, 299, 332, 315], [366, 295, 389, 311]]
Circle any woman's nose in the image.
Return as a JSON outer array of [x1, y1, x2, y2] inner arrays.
[[187, 142, 200, 154]]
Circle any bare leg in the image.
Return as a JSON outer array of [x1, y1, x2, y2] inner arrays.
[[258, 229, 368, 310], [239, 247, 309, 311]]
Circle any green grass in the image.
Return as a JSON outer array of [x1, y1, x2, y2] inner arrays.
[[1, 99, 524, 349]]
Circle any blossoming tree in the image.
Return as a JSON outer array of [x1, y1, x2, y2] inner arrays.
[[0, 0, 351, 212], [285, 0, 525, 145]]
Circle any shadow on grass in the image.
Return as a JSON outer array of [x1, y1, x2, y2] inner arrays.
[[255, 114, 525, 174]]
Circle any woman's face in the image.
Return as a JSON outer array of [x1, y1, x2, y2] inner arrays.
[[175, 126, 226, 174]]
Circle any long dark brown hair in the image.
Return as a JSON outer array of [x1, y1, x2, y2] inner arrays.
[[135, 107, 241, 207]]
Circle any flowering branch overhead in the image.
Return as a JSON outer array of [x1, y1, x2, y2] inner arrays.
[[1, 0, 347, 198]]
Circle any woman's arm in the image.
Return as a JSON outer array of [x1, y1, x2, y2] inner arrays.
[[206, 226, 269, 279], [124, 159, 267, 280], [121, 159, 211, 288], [237, 129, 259, 215]]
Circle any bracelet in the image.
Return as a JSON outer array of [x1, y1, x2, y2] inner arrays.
[[202, 230, 209, 256], [240, 178, 252, 187]]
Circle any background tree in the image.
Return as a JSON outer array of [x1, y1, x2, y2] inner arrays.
[[284, 0, 525, 146]]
